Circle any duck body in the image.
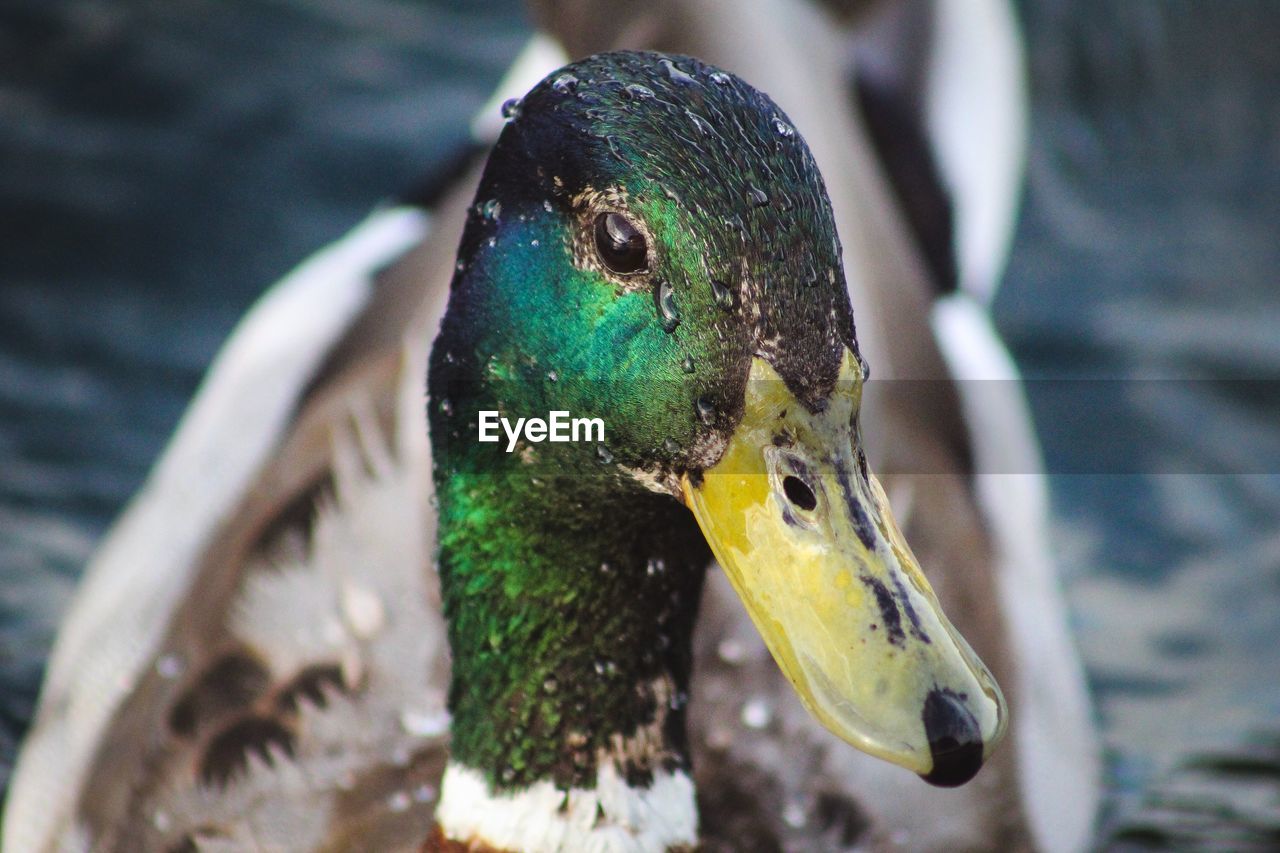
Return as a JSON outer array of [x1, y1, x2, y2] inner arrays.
[[5, 3, 1099, 851]]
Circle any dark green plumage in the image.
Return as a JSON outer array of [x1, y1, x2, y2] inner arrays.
[[427, 51, 860, 793]]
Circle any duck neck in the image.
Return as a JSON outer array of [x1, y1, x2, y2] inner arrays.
[[429, 423, 710, 846]]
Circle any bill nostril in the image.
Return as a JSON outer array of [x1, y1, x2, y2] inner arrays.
[[920, 688, 985, 788], [782, 475, 817, 511]]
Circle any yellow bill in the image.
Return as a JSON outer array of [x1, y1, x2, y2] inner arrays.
[[682, 352, 1006, 786]]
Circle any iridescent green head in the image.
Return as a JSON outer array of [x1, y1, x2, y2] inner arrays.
[[427, 51, 1005, 814], [430, 51, 857, 483]]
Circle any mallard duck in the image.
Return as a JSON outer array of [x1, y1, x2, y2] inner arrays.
[[5, 2, 1099, 851]]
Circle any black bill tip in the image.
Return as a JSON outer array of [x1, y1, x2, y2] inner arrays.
[[920, 688, 985, 788]]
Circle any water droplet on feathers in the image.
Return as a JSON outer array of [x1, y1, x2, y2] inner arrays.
[[656, 281, 680, 332], [400, 707, 451, 738], [688, 111, 713, 136], [624, 83, 655, 100], [552, 74, 579, 94], [500, 97, 520, 118], [342, 583, 385, 638], [592, 659, 618, 677], [741, 697, 772, 729], [710, 278, 734, 309], [156, 654, 183, 679], [696, 396, 716, 426], [660, 57, 697, 86], [783, 800, 806, 828], [717, 638, 747, 665]]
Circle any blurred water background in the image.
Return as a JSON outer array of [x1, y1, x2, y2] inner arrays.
[[1, 0, 1277, 846]]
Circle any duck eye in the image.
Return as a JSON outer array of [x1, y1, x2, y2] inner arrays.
[[594, 212, 648, 274]]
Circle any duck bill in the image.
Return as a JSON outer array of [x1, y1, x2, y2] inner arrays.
[[681, 353, 1007, 786]]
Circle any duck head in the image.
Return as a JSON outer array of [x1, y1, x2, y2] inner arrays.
[[427, 50, 1006, 847]]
